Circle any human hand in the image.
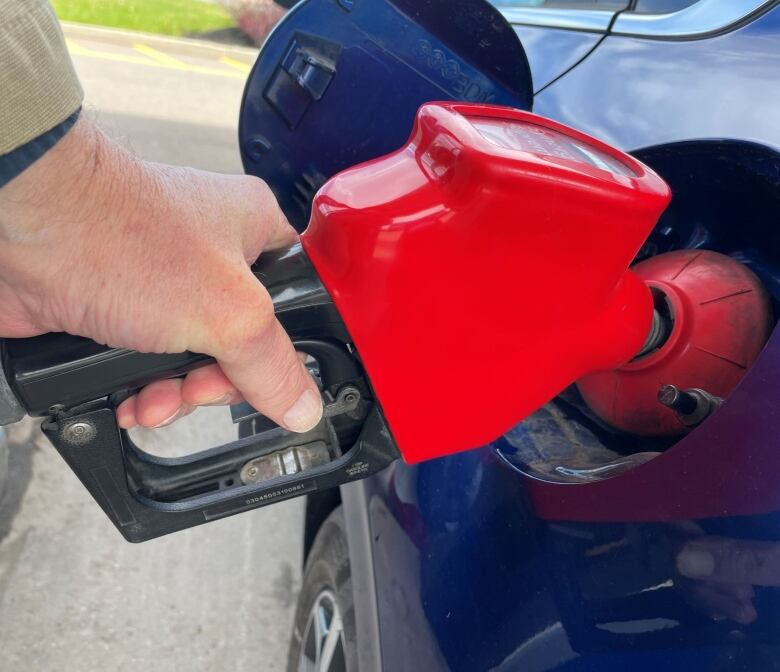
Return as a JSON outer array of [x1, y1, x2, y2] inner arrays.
[[0, 116, 322, 431], [676, 534, 780, 624]]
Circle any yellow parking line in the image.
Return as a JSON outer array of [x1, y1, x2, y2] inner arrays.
[[66, 39, 245, 80], [185, 63, 246, 79], [220, 56, 252, 74], [133, 43, 188, 69], [66, 38, 158, 67]]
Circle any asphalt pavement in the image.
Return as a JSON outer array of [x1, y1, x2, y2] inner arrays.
[[0, 28, 303, 672]]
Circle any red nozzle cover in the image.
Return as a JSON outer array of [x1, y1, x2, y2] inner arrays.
[[302, 103, 671, 463]]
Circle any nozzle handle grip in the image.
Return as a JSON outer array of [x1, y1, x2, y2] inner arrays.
[[1, 243, 347, 418]]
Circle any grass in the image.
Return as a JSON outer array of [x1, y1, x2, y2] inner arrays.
[[52, 0, 236, 38]]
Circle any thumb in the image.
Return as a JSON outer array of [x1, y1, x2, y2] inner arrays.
[[677, 537, 780, 587], [200, 273, 323, 432]]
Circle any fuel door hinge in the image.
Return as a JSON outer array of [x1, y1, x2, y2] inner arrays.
[[264, 34, 340, 129]]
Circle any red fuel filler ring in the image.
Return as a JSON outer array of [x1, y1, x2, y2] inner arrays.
[[0, 104, 683, 541]]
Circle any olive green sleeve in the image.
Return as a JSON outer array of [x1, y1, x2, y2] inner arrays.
[[0, 0, 83, 155]]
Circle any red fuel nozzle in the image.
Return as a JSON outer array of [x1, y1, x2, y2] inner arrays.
[[302, 103, 671, 463]]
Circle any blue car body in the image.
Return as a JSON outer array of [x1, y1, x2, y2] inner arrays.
[[240, 1, 780, 669]]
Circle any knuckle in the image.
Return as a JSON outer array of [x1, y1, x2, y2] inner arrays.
[[213, 285, 276, 355], [238, 175, 274, 210], [234, 177, 283, 259]]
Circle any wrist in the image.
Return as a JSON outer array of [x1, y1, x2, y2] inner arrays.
[[0, 115, 101, 240], [0, 116, 148, 333]]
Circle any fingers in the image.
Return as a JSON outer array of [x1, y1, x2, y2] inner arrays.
[[674, 535, 779, 625], [685, 581, 757, 624], [117, 378, 193, 429], [117, 354, 313, 429], [677, 537, 780, 587], [264, 206, 298, 251], [116, 395, 137, 429], [117, 364, 242, 429], [118, 306, 320, 433], [216, 313, 322, 432], [234, 177, 298, 263], [180, 363, 242, 406]]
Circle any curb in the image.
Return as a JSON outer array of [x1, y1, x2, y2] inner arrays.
[[62, 22, 259, 65]]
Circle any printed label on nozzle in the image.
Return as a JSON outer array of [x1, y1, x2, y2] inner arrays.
[[470, 117, 636, 177]]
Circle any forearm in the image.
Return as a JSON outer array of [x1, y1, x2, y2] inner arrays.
[[0, 115, 163, 342], [1, 116, 132, 247]]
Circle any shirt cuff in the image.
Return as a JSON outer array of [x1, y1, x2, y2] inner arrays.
[[0, 0, 84, 154], [0, 108, 81, 189]]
